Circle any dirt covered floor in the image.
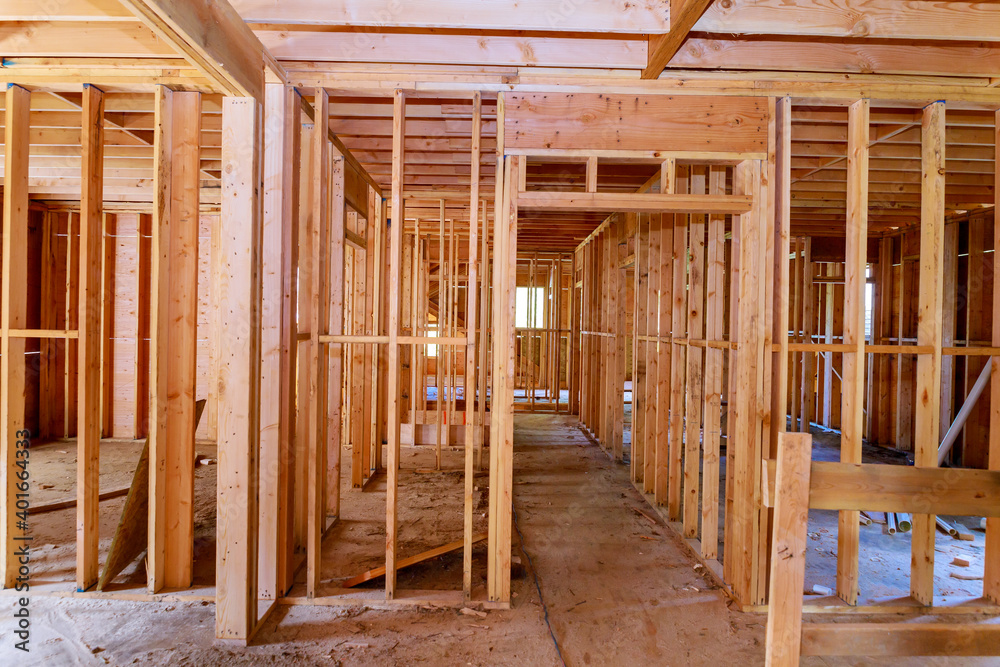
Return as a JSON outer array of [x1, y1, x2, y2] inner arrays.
[[2, 414, 998, 666]]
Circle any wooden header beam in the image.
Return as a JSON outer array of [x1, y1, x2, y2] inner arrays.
[[518, 191, 751, 215]]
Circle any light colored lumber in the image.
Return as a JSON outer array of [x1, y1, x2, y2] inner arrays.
[[215, 96, 263, 641], [800, 623, 1000, 657], [77, 84, 104, 593], [0, 84, 30, 590], [764, 432, 813, 667], [343, 534, 487, 589], [911, 101, 946, 606], [643, 0, 716, 79], [837, 98, 868, 607]]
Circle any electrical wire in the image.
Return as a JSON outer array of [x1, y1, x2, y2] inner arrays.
[[512, 505, 567, 667]]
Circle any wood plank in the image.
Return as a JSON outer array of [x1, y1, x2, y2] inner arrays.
[[837, 98, 868, 607], [696, 0, 1000, 42], [800, 624, 1000, 658], [643, 213, 659, 493], [0, 84, 30, 589], [668, 168, 689, 520], [911, 101, 945, 606], [77, 84, 104, 593], [762, 459, 1000, 517], [505, 94, 768, 155], [148, 87, 201, 593], [763, 432, 813, 667], [215, 96, 263, 641], [655, 162, 676, 507], [233, 0, 671, 32], [343, 534, 487, 589], [516, 191, 752, 215]]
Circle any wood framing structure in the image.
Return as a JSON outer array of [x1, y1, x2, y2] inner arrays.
[[1, 0, 1000, 657]]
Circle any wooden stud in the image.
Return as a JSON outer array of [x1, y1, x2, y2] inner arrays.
[[763, 432, 813, 667], [684, 167, 707, 538], [986, 108, 1000, 604], [385, 89, 406, 599], [259, 83, 300, 599], [77, 84, 105, 592], [668, 167, 689, 520], [215, 95, 263, 641], [643, 214, 660, 494], [0, 84, 30, 589], [306, 90, 331, 597], [655, 160, 676, 507], [911, 101, 946, 606], [463, 91, 481, 599], [837, 98, 869, 606]]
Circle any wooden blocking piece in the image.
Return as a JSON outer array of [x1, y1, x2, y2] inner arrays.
[[912, 100, 946, 606], [259, 83, 300, 600], [837, 98, 869, 606], [0, 84, 30, 589], [148, 86, 202, 593], [215, 96, 263, 641], [385, 89, 406, 599], [987, 109, 1000, 604], [77, 84, 105, 593], [764, 431, 813, 667]]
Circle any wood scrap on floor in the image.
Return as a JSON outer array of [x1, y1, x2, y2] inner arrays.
[[342, 533, 487, 588]]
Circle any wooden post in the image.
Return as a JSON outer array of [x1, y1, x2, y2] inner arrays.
[[259, 83, 300, 599], [76, 84, 105, 592], [763, 432, 813, 667], [148, 86, 201, 592], [385, 89, 406, 599], [911, 101, 946, 606], [770, 96, 792, 467], [216, 96, 263, 641], [837, 98, 869, 606], [985, 109, 1000, 604], [0, 84, 30, 589], [306, 90, 330, 597]]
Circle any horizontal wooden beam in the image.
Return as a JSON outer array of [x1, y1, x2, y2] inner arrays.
[[118, 0, 270, 100], [236, 0, 670, 33], [517, 191, 751, 214], [696, 0, 1000, 42], [762, 460, 1000, 517], [801, 624, 1000, 657]]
